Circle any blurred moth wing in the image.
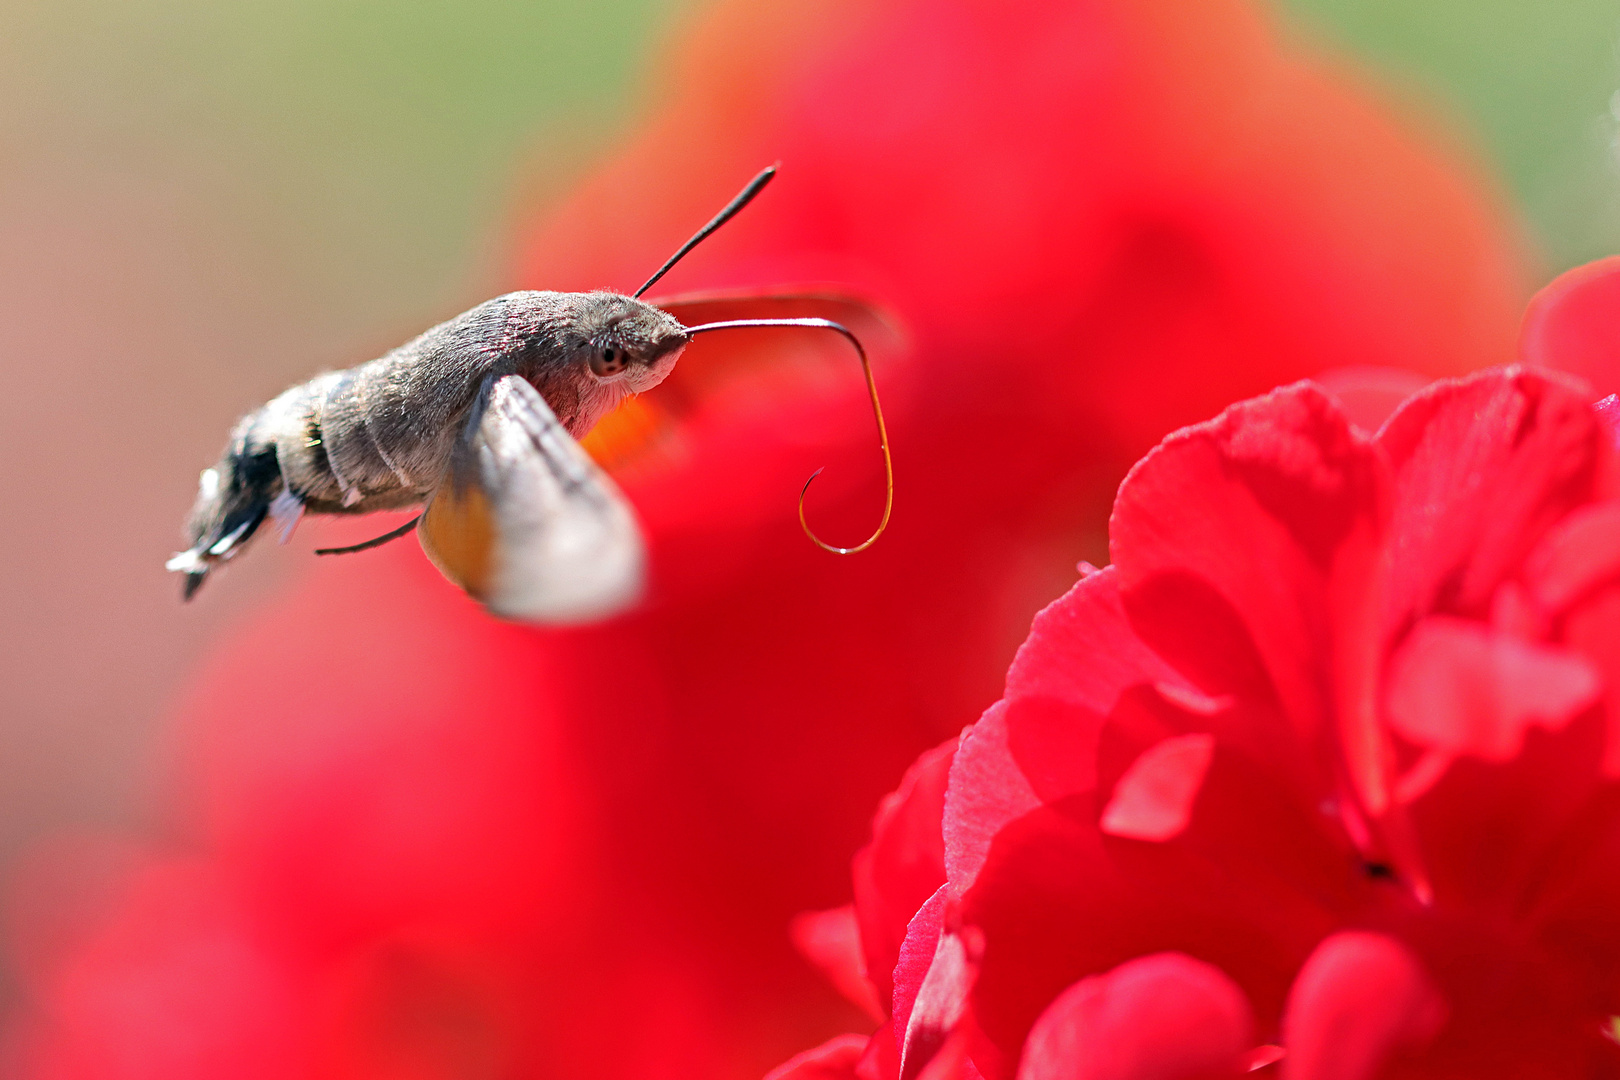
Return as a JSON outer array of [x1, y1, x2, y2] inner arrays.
[[581, 289, 905, 474], [419, 374, 644, 622], [651, 288, 903, 340], [650, 289, 904, 411]]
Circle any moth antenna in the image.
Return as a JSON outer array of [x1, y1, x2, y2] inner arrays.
[[681, 317, 893, 554], [314, 514, 422, 556], [633, 164, 778, 299]]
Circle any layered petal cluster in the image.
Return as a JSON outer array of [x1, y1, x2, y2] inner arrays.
[[787, 360, 1620, 1080], [2, 0, 1530, 1077]]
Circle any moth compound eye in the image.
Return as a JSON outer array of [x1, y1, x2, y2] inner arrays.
[[590, 346, 629, 378]]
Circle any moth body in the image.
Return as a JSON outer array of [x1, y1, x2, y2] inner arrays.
[[169, 163, 891, 623], [169, 290, 687, 601]]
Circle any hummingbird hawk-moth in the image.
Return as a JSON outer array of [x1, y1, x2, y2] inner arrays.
[[167, 166, 893, 623]]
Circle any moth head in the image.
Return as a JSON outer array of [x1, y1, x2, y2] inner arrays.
[[576, 292, 689, 392]]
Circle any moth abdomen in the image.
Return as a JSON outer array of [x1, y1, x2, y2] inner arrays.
[[167, 408, 288, 597]]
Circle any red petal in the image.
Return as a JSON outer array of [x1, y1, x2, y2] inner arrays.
[[1524, 500, 1620, 612], [1520, 255, 1620, 397], [1312, 367, 1432, 435], [1112, 382, 1381, 724], [944, 702, 1043, 901], [792, 905, 887, 1023], [1239, 1045, 1286, 1071], [766, 1034, 872, 1080], [902, 930, 977, 1080], [1378, 368, 1601, 633], [1598, 394, 1620, 449], [894, 889, 978, 1080], [1111, 381, 1390, 806], [1100, 734, 1215, 842], [917, 1030, 986, 1080], [1279, 932, 1445, 1080], [892, 887, 949, 1049], [1562, 582, 1620, 774], [962, 735, 1357, 1069], [1005, 568, 1189, 711], [1385, 616, 1600, 762], [946, 570, 1173, 896], [1015, 953, 1253, 1080], [855, 740, 955, 1011], [1401, 705, 1608, 920]]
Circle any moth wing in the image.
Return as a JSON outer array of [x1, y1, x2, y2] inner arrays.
[[647, 288, 904, 415], [648, 288, 903, 345], [417, 374, 644, 623], [581, 288, 905, 473]]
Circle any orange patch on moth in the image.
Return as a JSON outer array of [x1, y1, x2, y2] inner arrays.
[[581, 395, 671, 474], [419, 483, 497, 601]]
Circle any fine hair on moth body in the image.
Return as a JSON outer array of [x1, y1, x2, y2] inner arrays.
[[168, 165, 894, 624]]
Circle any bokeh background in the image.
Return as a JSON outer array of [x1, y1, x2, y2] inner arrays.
[[0, 0, 1618, 1040], [0, 0, 686, 901]]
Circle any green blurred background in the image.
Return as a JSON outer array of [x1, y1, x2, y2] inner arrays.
[[1289, 0, 1620, 272], [0, 0, 1615, 939]]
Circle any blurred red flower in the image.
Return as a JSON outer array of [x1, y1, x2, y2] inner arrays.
[[1523, 253, 1620, 401], [786, 358, 1620, 1080], [3, 0, 1530, 1077]]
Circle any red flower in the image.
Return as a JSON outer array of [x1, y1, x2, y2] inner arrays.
[[786, 359, 1620, 1079], [1523, 254, 1620, 400], [4, 0, 1529, 1077]]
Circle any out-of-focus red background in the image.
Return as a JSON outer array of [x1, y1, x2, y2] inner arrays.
[[1, 0, 1618, 1063]]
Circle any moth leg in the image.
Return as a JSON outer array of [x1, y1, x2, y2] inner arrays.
[[314, 515, 422, 556]]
